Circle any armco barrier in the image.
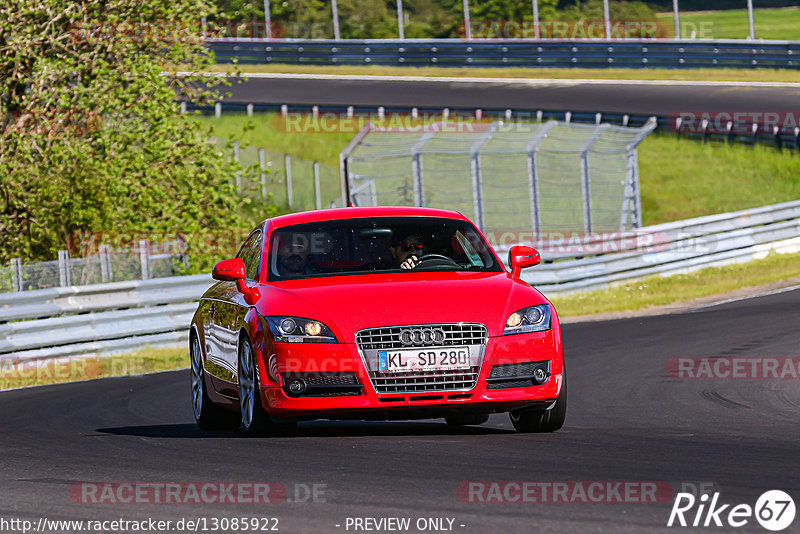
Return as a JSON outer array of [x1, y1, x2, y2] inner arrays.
[[0, 275, 213, 362], [1, 200, 798, 362], [207, 38, 800, 69], [511, 200, 800, 293]]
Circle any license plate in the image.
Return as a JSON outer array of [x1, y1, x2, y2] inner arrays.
[[377, 346, 471, 373]]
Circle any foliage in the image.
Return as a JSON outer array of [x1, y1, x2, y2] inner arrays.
[[0, 0, 261, 271], [212, 0, 657, 39]]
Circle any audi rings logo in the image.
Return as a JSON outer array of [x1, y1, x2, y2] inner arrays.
[[399, 327, 446, 346]]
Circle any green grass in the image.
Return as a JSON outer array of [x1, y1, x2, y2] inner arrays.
[[194, 113, 800, 226], [656, 7, 800, 41], [202, 64, 800, 83], [0, 347, 187, 390], [550, 250, 800, 317], [639, 136, 800, 225]]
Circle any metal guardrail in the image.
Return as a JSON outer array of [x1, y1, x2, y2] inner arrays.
[[207, 38, 800, 69], [1, 200, 798, 362], [0, 275, 213, 362], [509, 200, 800, 294]]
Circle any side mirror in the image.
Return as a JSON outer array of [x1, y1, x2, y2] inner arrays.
[[212, 258, 246, 281], [508, 245, 541, 279]]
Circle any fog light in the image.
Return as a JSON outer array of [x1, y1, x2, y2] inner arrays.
[[533, 367, 548, 384], [287, 379, 306, 396]]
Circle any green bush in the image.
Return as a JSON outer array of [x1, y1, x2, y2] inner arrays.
[[0, 0, 267, 272]]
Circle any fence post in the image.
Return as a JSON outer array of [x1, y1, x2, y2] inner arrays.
[[99, 244, 112, 283], [58, 250, 71, 287], [462, 0, 471, 40], [396, 0, 405, 39], [469, 123, 499, 232], [579, 124, 610, 235], [139, 239, 151, 280], [264, 0, 272, 39], [672, 0, 680, 39], [215, 102, 221, 118], [259, 149, 267, 199], [332, 0, 340, 39], [284, 154, 293, 208], [247, 103, 254, 117], [526, 121, 556, 247], [313, 161, 322, 210], [410, 128, 438, 207], [233, 141, 242, 193], [623, 117, 656, 229], [11, 258, 22, 292]]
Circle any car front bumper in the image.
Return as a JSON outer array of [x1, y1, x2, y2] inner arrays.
[[259, 330, 563, 420]]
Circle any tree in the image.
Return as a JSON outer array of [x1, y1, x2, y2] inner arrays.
[[0, 0, 252, 271]]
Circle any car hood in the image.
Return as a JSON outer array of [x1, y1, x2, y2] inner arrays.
[[259, 271, 548, 342]]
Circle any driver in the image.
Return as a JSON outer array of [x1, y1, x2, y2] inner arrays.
[[277, 240, 310, 276], [391, 233, 424, 270]]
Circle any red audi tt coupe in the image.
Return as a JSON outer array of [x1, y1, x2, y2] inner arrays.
[[189, 206, 565, 435]]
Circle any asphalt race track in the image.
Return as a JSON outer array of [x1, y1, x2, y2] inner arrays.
[[1, 287, 799, 533], [221, 74, 800, 116]]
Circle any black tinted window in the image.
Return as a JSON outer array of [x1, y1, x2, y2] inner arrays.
[[267, 217, 501, 281]]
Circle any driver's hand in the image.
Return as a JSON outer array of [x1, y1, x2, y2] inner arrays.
[[400, 255, 418, 270]]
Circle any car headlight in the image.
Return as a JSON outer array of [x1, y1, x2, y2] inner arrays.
[[503, 305, 551, 335], [266, 316, 337, 343]]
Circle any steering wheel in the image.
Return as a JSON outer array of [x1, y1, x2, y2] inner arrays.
[[415, 253, 459, 267]]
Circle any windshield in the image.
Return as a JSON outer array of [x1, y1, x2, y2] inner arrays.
[[267, 217, 502, 281]]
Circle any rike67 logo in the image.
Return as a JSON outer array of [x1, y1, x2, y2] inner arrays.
[[668, 490, 795, 531]]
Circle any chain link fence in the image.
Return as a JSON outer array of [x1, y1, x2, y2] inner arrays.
[[220, 138, 344, 211], [2, 242, 184, 294], [342, 118, 656, 246]]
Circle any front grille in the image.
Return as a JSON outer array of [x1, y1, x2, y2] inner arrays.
[[356, 324, 487, 394], [486, 360, 550, 389], [356, 323, 486, 350]]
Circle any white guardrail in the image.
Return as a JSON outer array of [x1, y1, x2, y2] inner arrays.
[[1, 200, 799, 363]]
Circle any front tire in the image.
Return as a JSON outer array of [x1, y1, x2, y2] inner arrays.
[[509, 375, 567, 433], [238, 336, 296, 437], [191, 335, 238, 430]]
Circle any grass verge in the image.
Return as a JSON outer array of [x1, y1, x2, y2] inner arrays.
[[655, 7, 800, 41], [0, 347, 187, 391], [201, 64, 800, 83], [549, 250, 800, 317]]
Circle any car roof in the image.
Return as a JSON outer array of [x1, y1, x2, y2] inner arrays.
[[263, 206, 469, 229]]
